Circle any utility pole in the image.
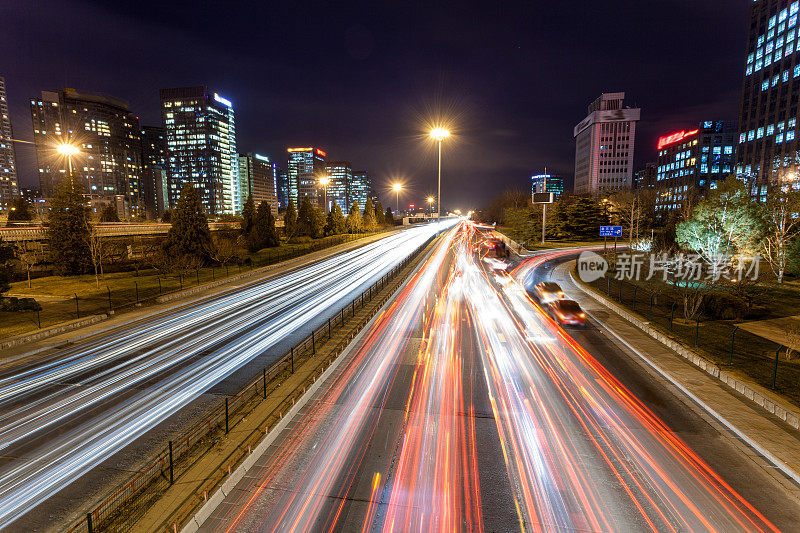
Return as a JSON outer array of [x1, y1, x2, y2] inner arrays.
[[541, 167, 547, 245]]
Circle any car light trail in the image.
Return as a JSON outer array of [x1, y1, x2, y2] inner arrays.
[[463, 244, 779, 532], [0, 221, 456, 527]]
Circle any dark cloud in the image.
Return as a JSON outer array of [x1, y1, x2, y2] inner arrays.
[[1, 0, 751, 209]]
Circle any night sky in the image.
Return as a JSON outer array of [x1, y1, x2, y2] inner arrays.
[[2, 1, 751, 211]]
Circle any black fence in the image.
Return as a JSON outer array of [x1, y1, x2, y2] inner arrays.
[[586, 273, 800, 400]]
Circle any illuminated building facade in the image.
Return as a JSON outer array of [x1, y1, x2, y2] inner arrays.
[[140, 125, 168, 218], [737, 1, 800, 194], [276, 167, 289, 209], [634, 163, 656, 190], [655, 120, 737, 214], [30, 88, 143, 210], [323, 161, 352, 212], [573, 92, 640, 194], [160, 86, 238, 215], [238, 153, 278, 215], [287, 147, 326, 206], [530, 174, 565, 200], [350, 170, 371, 212], [0, 77, 19, 212]]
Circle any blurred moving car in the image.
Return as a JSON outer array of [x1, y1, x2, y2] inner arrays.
[[530, 281, 565, 304], [546, 299, 586, 326]]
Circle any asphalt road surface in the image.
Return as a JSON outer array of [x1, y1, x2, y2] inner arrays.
[[0, 221, 456, 530], [196, 223, 800, 532]]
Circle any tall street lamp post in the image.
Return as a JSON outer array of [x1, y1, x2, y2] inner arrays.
[[319, 176, 330, 214], [392, 183, 402, 214], [57, 143, 79, 179], [429, 128, 450, 219]]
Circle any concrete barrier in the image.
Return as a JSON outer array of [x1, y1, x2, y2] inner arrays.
[[1, 314, 108, 351]]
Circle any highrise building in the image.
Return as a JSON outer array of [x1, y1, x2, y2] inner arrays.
[[323, 161, 352, 213], [140, 125, 168, 218], [655, 120, 738, 215], [350, 170, 371, 212], [573, 92, 640, 194], [276, 167, 289, 210], [737, 1, 800, 196], [0, 77, 19, 212], [160, 87, 238, 215], [287, 147, 326, 207], [633, 163, 657, 190], [530, 173, 566, 200], [30, 88, 142, 209], [238, 153, 278, 215]]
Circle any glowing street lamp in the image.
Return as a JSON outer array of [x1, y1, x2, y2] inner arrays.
[[57, 143, 79, 177], [319, 176, 331, 213], [427, 195, 435, 215], [429, 128, 450, 219], [393, 183, 402, 213]]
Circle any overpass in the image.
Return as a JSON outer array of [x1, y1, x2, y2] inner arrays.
[[0, 221, 284, 242]]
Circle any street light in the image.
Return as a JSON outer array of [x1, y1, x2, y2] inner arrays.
[[319, 176, 330, 213], [427, 196, 434, 216], [57, 143, 79, 178], [429, 128, 450, 219], [393, 183, 402, 213]]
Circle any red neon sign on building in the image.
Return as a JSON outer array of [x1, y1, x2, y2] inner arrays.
[[657, 129, 699, 150]]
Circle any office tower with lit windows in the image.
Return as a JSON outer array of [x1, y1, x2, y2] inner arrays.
[[323, 161, 352, 212], [140, 125, 168, 218], [0, 77, 19, 212], [573, 92, 640, 194], [275, 167, 289, 209], [634, 163, 657, 190], [287, 147, 326, 206], [738, 1, 800, 196], [350, 170, 371, 212], [238, 153, 278, 215], [159, 87, 238, 215], [654, 120, 738, 215], [30, 88, 142, 208], [530, 173, 565, 200]]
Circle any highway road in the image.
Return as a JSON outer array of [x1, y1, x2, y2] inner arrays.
[[195, 222, 800, 532], [0, 221, 455, 530]]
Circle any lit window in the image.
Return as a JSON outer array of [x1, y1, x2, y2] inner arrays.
[[762, 80, 770, 90], [739, 133, 746, 143], [788, 131, 796, 141], [767, 124, 775, 135], [784, 70, 790, 82], [757, 128, 764, 139], [724, 146, 733, 154]]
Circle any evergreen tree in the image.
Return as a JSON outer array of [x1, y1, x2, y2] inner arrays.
[[284, 198, 298, 238], [385, 206, 394, 225], [297, 196, 315, 237], [362, 198, 377, 232], [163, 183, 212, 261], [241, 194, 255, 236], [0, 236, 14, 294], [374, 200, 385, 226], [325, 202, 347, 236], [346, 202, 364, 233], [48, 179, 91, 275], [249, 201, 280, 251], [99, 203, 120, 222], [161, 209, 172, 223], [6, 197, 33, 225]]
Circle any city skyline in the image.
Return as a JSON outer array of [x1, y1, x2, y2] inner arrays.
[[1, 1, 751, 210]]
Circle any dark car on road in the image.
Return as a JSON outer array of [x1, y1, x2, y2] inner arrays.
[[546, 299, 586, 326]]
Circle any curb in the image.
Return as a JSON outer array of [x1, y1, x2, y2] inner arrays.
[[0, 314, 108, 351], [568, 266, 800, 431]]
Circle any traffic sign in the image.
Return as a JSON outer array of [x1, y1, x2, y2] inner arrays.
[[600, 225, 622, 237], [532, 192, 554, 204]]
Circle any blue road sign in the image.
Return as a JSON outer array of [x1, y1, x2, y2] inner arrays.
[[600, 225, 622, 237]]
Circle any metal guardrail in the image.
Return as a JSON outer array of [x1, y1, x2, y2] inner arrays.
[[62, 233, 436, 533]]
